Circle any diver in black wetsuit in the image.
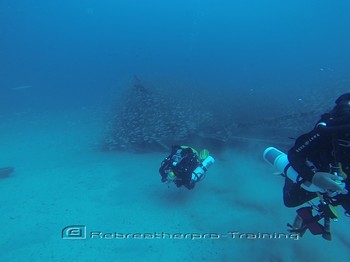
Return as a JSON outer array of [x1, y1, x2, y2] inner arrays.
[[285, 93, 350, 214], [159, 145, 214, 190]]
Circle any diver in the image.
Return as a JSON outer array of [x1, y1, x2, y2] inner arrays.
[[284, 93, 350, 239], [286, 94, 350, 207], [159, 145, 215, 189], [263, 93, 350, 240]]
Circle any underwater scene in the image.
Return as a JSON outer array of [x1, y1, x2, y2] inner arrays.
[[1, 0, 350, 261]]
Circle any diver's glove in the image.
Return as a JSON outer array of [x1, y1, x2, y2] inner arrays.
[[312, 172, 348, 195]]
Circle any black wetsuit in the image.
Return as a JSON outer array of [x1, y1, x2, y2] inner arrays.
[[159, 146, 200, 190], [285, 111, 350, 213]]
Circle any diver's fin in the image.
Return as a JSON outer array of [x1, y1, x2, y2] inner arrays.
[[0, 167, 14, 178], [287, 223, 307, 237], [272, 172, 286, 177]]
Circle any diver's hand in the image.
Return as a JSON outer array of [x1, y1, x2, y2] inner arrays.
[[312, 172, 348, 194]]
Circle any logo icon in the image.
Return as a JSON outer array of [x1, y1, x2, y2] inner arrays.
[[62, 225, 87, 239]]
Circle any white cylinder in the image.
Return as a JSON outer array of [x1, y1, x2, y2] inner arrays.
[[191, 156, 215, 182], [202, 156, 215, 169], [263, 147, 324, 192]]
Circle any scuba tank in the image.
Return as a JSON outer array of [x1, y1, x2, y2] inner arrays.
[[190, 156, 215, 183], [263, 147, 324, 192]]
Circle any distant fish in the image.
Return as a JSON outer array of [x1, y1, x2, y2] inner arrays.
[[0, 166, 14, 179], [319, 67, 334, 72], [12, 85, 32, 90]]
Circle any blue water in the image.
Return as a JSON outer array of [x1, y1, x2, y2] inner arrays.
[[1, 0, 350, 261]]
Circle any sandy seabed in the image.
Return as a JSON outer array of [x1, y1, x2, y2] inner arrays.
[[0, 107, 350, 262]]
